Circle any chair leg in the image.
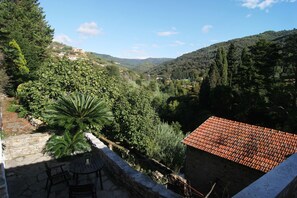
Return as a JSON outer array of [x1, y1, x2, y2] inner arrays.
[[99, 170, 103, 190], [45, 178, 49, 190], [47, 184, 51, 198]]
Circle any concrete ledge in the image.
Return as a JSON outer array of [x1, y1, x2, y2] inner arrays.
[[234, 153, 297, 198], [85, 133, 181, 198]]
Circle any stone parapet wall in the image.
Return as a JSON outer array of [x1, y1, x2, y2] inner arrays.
[[277, 176, 297, 198], [85, 133, 181, 198], [234, 153, 297, 198]]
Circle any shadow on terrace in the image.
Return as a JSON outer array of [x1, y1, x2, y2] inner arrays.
[[2, 132, 181, 198], [2, 133, 130, 198], [5, 151, 130, 198]]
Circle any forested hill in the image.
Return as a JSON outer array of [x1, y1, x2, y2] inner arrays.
[[90, 52, 172, 72], [149, 29, 297, 79]]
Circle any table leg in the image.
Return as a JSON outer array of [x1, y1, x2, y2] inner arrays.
[[96, 170, 103, 190], [75, 173, 79, 184]]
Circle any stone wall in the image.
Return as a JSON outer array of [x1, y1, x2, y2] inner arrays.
[[234, 153, 297, 198], [277, 176, 297, 198], [85, 133, 181, 198], [185, 146, 264, 197]]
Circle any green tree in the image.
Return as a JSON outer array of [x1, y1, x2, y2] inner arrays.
[[106, 65, 120, 77], [148, 80, 159, 92], [110, 88, 160, 152], [208, 62, 220, 89], [227, 43, 238, 87], [4, 39, 29, 89], [45, 92, 113, 134], [0, 0, 53, 77], [146, 122, 185, 172], [249, 39, 280, 94], [17, 58, 120, 117], [283, 33, 297, 107], [215, 47, 228, 86], [235, 48, 253, 91]]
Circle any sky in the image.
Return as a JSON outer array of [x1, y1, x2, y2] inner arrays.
[[39, 0, 297, 59]]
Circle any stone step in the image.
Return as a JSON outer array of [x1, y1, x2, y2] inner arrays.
[[4, 134, 50, 144], [3, 133, 52, 162]]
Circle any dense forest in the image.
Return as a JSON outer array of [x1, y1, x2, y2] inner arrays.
[[1, 0, 297, 176], [150, 29, 297, 80]]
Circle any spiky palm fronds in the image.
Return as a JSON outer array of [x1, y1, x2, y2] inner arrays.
[[45, 131, 90, 158], [45, 92, 113, 133]]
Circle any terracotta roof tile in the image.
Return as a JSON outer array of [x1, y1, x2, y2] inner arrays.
[[183, 116, 297, 173]]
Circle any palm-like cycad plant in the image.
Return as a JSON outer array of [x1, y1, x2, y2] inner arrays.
[[44, 92, 113, 158], [45, 92, 113, 134], [45, 131, 90, 158]]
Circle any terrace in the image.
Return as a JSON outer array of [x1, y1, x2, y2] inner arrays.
[[0, 132, 180, 198]]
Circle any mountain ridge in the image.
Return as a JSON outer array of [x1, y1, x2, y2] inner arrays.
[[90, 52, 173, 72], [149, 29, 297, 79]]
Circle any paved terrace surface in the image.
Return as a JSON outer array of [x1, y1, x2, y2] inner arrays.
[[3, 133, 131, 198]]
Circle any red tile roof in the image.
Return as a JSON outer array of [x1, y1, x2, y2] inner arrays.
[[183, 116, 297, 173]]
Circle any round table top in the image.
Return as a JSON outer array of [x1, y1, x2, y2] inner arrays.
[[69, 156, 104, 175]]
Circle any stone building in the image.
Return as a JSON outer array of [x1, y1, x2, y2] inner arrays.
[[183, 116, 297, 197]]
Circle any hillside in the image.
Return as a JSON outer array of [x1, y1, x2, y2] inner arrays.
[[49, 42, 171, 73], [49, 42, 142, 80], [149, 29, 297, 79], [90, 52, 172, 72]]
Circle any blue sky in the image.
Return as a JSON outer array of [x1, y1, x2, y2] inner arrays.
[[39, 0, 297, 59]]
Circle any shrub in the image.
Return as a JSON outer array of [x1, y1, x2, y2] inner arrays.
[[146, 122, 185, 172]]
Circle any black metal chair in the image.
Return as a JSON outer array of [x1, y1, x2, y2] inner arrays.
[[69, 183, 97, 198], [44, 162, 71, 198]]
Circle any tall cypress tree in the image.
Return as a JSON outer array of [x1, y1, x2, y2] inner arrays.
[[208, 61, 220, 89], [215, 47, 228, 86], [227, 43, 238, 87], [249, 39, 279, 95], [222, 49, 228, 86], [235, 48, 253, 91]]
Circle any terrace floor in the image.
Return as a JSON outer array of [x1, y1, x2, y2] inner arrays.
[[3, 133, 131, 198]]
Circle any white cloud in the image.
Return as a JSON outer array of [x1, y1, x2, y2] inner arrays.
[[152, 44, 159, 48], [259, 0, 275, 9], [53, 34, 72, 44], [170, 40, 185, 46], [77, 22, 102, 36], [242, 0, 260, 9], [241, 0, 296, 10], [246, 13, 252, 18], [157, 31, 178, 36], [202, 25, 213, 33]]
